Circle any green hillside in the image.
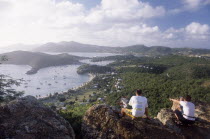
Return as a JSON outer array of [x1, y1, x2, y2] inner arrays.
[[105, 55, 210, 116]]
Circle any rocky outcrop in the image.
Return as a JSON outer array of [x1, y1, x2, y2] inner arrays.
[[156, 109, 180, 133], [157, 102, 210, 139], [194, 102, 210, 122], [0, 96, 75, 139], [82, 104, 182, 139]]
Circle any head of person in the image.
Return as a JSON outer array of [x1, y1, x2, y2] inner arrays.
[[184, 95, 191, 102], [136, 89, 142, 96], [180, 96, 184, 101]]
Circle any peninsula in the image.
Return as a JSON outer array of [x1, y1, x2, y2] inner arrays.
[[0, 51, 87, 74]]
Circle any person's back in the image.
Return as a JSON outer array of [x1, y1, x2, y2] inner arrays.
[[129, 95, 148, 117], [170, 95, 195, 125], [180, 101, 195, 121], [121, 89, 149, 119]]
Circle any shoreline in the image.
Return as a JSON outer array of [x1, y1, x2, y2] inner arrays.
[[71, 73, 96, 91], [39, 73, 96, 99]]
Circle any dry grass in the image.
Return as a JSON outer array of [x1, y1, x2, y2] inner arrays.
[[201, 81, 210, 88]]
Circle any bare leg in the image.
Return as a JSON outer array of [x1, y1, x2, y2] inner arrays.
[[121, 108, 126, 117], [174, 113, 179, 120]]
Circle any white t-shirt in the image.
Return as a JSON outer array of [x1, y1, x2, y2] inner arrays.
[[180, 101, 195, 121], [128, 96, 148, 117]]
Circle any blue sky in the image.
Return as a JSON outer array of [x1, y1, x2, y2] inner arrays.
[[143, 0, 210, 30], [0, 0, 209, 48]]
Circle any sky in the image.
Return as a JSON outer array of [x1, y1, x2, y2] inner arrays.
[[0, 0, 210, 48]]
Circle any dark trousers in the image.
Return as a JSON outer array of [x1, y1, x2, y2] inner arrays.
[[174, 110, 195, 125]]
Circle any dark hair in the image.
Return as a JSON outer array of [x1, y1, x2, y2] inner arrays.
[[136, 89, 142, 95], [185, 95, 191, 101]]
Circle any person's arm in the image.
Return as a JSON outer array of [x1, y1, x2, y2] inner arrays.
[[169, 98, 180, 104], [145, 99, 149, 119], [145, 107, 149, 119], [128, 97, 133, 106]]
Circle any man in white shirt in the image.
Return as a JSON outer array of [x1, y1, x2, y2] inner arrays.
[[170, 95, 195, 125], [121, 89, 149, 119]]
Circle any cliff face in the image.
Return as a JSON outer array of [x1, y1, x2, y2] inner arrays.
[[81, 105, 182, 139], [0, 96, 75, 139]]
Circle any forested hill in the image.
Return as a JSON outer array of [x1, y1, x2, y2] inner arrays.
[[0, 51, 86, 74], [34, 41, 210, 56], [34, 41, 113, 53]]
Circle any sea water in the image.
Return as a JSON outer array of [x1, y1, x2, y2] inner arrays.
[[0, 52, 117, 97]]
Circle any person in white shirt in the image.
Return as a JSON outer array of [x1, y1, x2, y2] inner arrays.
[[121, 89, 149, 119], [170, 95, 195, 125]]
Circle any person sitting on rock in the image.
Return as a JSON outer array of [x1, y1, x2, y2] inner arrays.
[[170, 95, 195, 125], [121, 89, 149, 119]]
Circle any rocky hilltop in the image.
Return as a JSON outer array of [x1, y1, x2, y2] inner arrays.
[[0, 97, 209, 139], [82, 105, 181, 139], [0, 96, 75, 139], [82, 104, 210, 139]]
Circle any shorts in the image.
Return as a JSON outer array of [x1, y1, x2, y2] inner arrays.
[[124, 109, 143, 118], [124, 109, 132, 115], [175, 110, 195, 125]]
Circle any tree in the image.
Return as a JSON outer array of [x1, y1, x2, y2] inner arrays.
[[0, 56, 24, 103], [59, 97, 66, 102]]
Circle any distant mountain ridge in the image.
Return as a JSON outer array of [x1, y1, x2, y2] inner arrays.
[[34, 41, 113, 53], [34, 41, 210, 56]]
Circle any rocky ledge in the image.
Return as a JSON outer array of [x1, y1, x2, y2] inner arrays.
[[0, 96, 75, 139], [81, 104, 182, 139], [82, 104, 210, 139]]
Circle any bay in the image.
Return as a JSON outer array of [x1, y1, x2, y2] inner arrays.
[[0, 52, 118, 97]]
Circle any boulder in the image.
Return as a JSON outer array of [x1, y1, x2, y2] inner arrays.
[[0, 96, 75, 139], [156, 108, 180, 133], [82, 104, 182, 139]]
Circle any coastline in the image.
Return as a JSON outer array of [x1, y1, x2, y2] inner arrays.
[[71, 73, 96, 91], [39, 73, 96, 99]]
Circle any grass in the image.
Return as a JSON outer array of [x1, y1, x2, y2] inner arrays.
[[66, 89, 100, 102]]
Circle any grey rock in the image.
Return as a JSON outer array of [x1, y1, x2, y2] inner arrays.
[[81, 104, 181, 139], [0, 96, 75, 139]]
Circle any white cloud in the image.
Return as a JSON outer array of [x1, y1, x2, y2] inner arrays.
[[169, 0, 210, 14], [0, 0, 166, 46], [0, 0, 209, 48], [183, 0, 202, 9], [0, 0, 86, 45], [162, 22, 210, 47], [185, 22, 209, 34], [183, 0, 210, 9], [85, 0, 165, 24], [185, 22, 210, 41]]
